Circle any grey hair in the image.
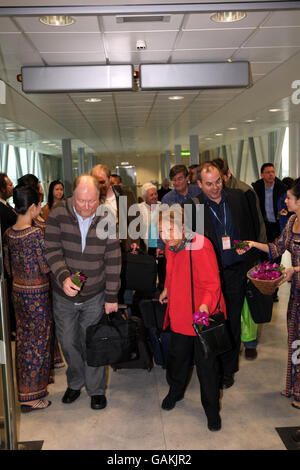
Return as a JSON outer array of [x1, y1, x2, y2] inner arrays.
[[141, 182, 157, 199]]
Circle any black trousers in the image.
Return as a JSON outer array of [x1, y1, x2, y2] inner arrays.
[[219, 262, 248, 376], [148, 247, 166, 290], [166, 331, 220, 423]]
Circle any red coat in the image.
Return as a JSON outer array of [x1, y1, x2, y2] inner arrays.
[[163, 234, 226, 336]]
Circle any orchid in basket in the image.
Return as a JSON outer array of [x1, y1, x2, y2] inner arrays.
[[250, 261, 284, 281], [193, 311, 215, 331], [70, 271, 87, 288], [232, 240, 250, 252]]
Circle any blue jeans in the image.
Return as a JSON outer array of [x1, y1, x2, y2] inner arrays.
[[244, 339, 257, 349]]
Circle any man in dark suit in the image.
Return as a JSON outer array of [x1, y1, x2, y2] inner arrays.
[[0, 173, 17, 337], [186, 162, 259, 390], [252, 163, 287, 301]]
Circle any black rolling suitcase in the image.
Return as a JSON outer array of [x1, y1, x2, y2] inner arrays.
[[111, 316, 153, 372], [139, 299, 171, 367]]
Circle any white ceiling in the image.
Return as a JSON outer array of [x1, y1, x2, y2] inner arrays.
[[0, 1, 300, 160]]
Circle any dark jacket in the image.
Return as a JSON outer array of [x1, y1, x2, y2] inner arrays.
[[0, 201, 17, 237], [185, 188, 260, 275], [251, 177, 287, 224]]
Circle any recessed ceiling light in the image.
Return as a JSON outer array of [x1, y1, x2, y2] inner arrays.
[[48, 143, 56, 146], [228, 127, 237, 130], [205, 137, 212, 141], [268, 108, 281, 112], [168, 96, 184, 101], [215, 133, 223, 136], [42, 140, 50, 144], [210, 11, 247, 23], [84, 98, 102, 103], [244, 119, 256, 123], [39, 16, 75, 27]]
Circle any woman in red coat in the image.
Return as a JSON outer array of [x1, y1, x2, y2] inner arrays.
[[159, 211, 226, 432]]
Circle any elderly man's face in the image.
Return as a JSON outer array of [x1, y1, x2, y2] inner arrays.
[[145, 188, 158, 206], [74, 183, 99, 219], [91, 169, 110, 198]]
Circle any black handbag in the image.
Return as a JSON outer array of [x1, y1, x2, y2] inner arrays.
[[189, 249, 231, 360], [139, 299, 167, 329], [86, 307, 138, 367], [245, 279, 273, 323], [125, 250, 157, 293]]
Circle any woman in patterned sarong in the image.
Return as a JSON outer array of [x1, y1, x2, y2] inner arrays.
[[4, 185, 52, 412], [18, 174, 65, 371], [246, 181, 300, 410]]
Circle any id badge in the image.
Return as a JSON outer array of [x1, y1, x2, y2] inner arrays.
[[222, 236, 231, 250]]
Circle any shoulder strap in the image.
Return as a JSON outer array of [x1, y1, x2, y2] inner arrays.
[[189, 248, 195, 314]]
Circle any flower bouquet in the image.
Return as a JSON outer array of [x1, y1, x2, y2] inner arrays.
[[247, 261, 284, 295], [232, 240, 250, 252], [70, 271, 86, 290], [193, 311, 215, 330]]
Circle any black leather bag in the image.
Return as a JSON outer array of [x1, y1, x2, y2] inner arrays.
[[193, 311, 232, 360], [189, 249, 231, 360], [86, 308, 138, 367], [139, 299, 167, 329], [245, 279, 273, 324], [125, 250, 157, 293]]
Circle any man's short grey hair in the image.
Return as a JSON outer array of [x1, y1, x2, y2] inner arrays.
[[141, 182, 157, 199]]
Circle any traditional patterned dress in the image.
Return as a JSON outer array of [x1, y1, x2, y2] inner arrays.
[[34, 216, 65, 369], [4, 226, 51, 403], [269, 214, 300, 403]]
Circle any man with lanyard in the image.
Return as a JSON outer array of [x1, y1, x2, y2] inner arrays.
[[185, 162, 259, 390], [157, 164, 201, 255]]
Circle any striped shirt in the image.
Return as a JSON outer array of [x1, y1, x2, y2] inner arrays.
[[45, 197, 121, 303]]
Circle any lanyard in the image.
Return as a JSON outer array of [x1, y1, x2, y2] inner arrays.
[[209, 202, 227, 236]]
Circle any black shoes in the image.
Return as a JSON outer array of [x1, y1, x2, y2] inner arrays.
[[62, 388, 81, 404], [161, 393, 184, 410], [220, 373, 234, 390], [91, 395, 107, 410], [245, 348, 258, 360], [62, 388, 107, 410], [208, 416, 222, 432]]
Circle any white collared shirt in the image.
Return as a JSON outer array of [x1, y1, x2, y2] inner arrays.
[[73, 207, 95, 253]]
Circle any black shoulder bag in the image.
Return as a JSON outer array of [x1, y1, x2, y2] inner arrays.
[[190, 248, 231, 359]]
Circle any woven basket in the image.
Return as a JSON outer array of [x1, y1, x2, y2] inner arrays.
[[246, 266, 284, 295]]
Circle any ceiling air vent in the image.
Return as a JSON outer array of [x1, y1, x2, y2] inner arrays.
[[116, 15, 171, 23]]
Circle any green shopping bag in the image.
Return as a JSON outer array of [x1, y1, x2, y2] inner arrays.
[[241, 297, 258, 342]]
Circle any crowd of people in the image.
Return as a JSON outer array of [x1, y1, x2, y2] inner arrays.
[[0, 159, 299, 431]]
